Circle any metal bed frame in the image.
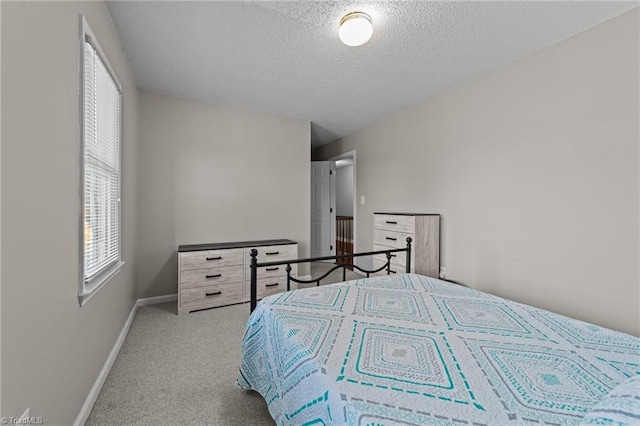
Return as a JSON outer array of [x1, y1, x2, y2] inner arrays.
[[249, 237, 412, 312]]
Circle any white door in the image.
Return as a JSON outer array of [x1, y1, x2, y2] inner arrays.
[[311, 161, 336, 258]]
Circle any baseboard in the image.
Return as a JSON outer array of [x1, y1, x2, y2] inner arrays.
[[74, 293, 178, 425], [137, 293, 178, 307], [74, 301, 137, 426]]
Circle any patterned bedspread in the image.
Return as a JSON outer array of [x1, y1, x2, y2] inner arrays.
[[237, 274, 640, 425]]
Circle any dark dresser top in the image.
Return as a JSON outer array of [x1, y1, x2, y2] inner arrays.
[[179, 239, 297, 252], [374, 212, 441, 216]]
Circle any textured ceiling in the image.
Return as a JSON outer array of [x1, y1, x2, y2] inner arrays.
[[106, 1, 637, 147]]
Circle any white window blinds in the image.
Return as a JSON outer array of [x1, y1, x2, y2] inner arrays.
[[81, 27, 122, 298]]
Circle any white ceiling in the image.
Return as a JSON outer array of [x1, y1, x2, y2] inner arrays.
[[106, 1, 637, 147]]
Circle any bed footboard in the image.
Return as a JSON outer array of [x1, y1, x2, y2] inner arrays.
[[249, 237, 412, 312]]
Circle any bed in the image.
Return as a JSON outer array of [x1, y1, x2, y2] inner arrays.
[[238, 254, 640, 425]]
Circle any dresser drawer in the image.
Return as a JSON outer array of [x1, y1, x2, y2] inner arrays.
[[180, 248, 244, 271], [373, 229, 414, 248], [374, 214, 415, 233], [180, 281, 244, 309], [246, 276, 291, 301], [247, 263, 298, 280], [373, 244, 415, 268], [372, 257, 405, 276], [245, 244, 298, 279], [180, 265, 243, 289], [244, 243, 297, 263], [373, 248, 414, 269]]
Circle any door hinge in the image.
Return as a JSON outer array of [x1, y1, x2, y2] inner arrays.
[[330, 170, 333, 175], [330, 245, 333, 251], [330, 207, 333, 213]]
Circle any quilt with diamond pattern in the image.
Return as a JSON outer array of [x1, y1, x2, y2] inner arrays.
[[237, 273, 640, 425]]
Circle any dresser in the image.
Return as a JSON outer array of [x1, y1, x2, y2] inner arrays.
[[372, 213, 440, 277], [178, 239, 297, 315]]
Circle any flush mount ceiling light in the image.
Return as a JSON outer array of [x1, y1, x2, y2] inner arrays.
[[339, 12, 373, 47]]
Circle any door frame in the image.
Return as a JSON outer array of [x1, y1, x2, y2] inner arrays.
[[329, 150, 357, 266]]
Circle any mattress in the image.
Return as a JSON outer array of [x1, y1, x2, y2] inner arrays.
[[237, 273, 640, 425]]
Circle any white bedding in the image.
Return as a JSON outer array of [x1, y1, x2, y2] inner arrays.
[[238, 273, 640, 425]]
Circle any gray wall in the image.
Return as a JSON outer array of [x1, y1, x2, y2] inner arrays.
[[314, 9, 639, 336], [336, 165, 354, 217], [2, 1, 139, 423], [137, 91, 311, 298]]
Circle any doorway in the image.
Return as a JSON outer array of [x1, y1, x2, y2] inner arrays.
[[330, 151, 356, 269]]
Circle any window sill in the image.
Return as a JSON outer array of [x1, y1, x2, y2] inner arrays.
[[78, 261, 125, 307]]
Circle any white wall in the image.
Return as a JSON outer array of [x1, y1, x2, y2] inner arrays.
[[2, 1, 139, 422], [336, 165, 354, 217], [314, 9, 640, 336], [137, 91, 311, 298]]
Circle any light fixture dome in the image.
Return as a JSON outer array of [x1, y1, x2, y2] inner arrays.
[[339, 12, 373, 47]]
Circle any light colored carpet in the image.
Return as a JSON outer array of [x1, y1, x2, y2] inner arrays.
[[86, 302, 274, 426], [86, 263, 361, 425]]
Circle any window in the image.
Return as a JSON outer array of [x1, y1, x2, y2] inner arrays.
[[79, 16, 123, 305]]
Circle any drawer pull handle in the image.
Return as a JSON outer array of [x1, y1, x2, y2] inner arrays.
[[386, 221, 398, 224], [265, 283, 279, 288], [385, 237, 397, 241], [206, 274, 222, 279], [205, 291, 222, 297], [390, 270, 397, 274], [266, 251, 279, 255], [266, 267, 279, 271], [206, 256, 222, 261], [391, 254, 397, 258]]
